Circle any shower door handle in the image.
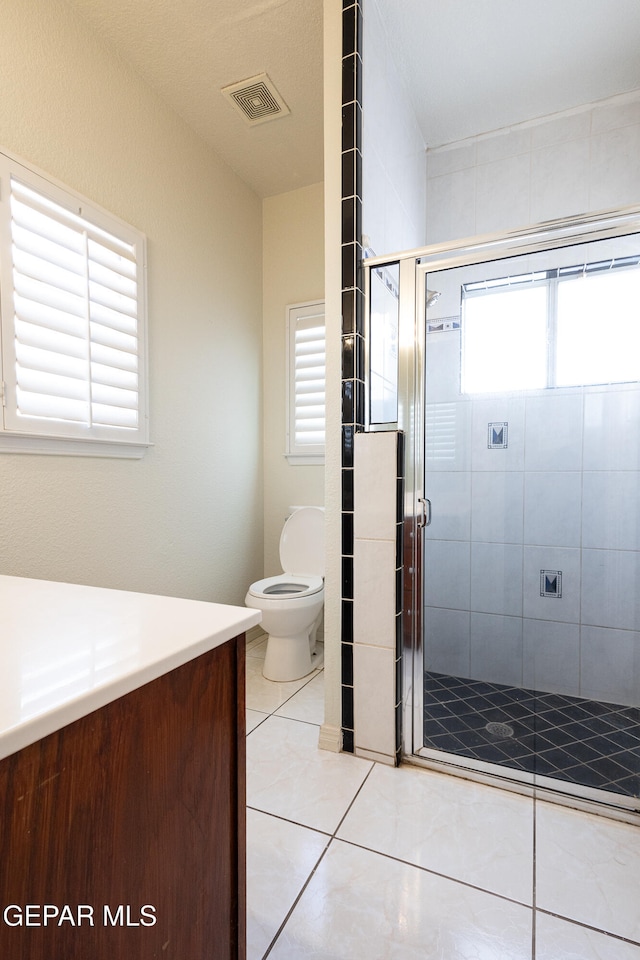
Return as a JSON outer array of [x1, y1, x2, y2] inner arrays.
[[418, 497, 431, 528]]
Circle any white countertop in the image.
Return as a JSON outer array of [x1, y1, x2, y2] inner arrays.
[[0, 575, 261, 762]]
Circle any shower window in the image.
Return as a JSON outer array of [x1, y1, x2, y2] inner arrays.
[[461, 282, 547, 393], [461, 256, 640, 394], [556, 268, 640, 386]]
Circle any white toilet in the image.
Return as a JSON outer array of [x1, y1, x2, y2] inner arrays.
[[246, 506, 324, 682]]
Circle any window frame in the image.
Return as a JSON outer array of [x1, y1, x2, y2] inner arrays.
[[285, 299, 325, 464], [0, 148, 149, 458]]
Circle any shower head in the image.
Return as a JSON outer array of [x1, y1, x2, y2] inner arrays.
[[426, 289, 441, 308]]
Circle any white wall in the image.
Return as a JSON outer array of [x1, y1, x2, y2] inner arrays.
[[362, 0, 426, 255], [262, 184, 325, 576], [0, 0, 263, 604], [426, 90, 640, 245], [320, 0, 345, 752]]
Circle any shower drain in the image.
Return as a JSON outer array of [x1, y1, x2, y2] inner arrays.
[[485, 721, 515, 739]]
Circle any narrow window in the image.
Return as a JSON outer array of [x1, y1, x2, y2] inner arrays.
[[286, 301, 325, 462], [462, 282, 547, 393]]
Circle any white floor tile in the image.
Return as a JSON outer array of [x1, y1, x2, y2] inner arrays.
[[243, 644, 639, 959], [535, 912, 640, 960], [275, 673, 325, 725], [246, 715, 373, 834], [267, 839, 533, 960], [246, 809, 328, 960], [247, 637, 268, 659], [245, 656, 317, 714], [246, 709, 269, 734], [337, 763, 534, 905], [536, 801, 640, 943]]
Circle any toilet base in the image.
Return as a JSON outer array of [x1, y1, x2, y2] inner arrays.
[[262, 622, 322, 682]]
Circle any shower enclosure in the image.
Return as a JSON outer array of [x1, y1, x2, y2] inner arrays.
[[366, 208, 640, 815]]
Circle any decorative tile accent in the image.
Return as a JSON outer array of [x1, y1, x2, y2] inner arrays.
[[488, 421, 508, 448], [427, 316, 461, 334], [341, 641, 354, 686], [340, 1, 364, 753], [342, 425, 354, 467], [341, 468, 354, 511], [342, 556, 353, 600], [342, 511, 354, 555], [540, 570, 562, 598]]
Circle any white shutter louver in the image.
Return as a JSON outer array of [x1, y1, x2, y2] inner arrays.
[[0, 156, 148, 453], [287, 302, 325, 460]]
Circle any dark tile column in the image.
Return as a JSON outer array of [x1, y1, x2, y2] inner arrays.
[[340, 0, 364, 753]]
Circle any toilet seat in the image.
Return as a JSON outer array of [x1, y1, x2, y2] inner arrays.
[[248, 574, 323, 600], [246, 507, 325, 601]]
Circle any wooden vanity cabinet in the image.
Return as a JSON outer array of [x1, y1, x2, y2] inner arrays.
[[0, 636, 246, 960]]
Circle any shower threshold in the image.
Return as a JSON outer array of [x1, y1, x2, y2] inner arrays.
[[423, 671, 640, 800]]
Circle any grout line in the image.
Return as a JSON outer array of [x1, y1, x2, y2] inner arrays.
[[267, 716, 323, 730], [259, 764, 376, 959], [246, 663, 324, 721], [246, 805, 333, 839], [334, 833, 534, 912], [332, 759, 376, 836], [245, 713, 271, 736], [535, 907, 640, 949], [260, 841, 332, 960], [257, 761, 377, 958]]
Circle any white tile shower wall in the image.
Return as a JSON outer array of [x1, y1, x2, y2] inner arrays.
[[424, 333, 640, 705], [353, 432, 400, 761], [423, 90, 640, 708], [362, 0, 426, 256], [425, 89, 640, 246]]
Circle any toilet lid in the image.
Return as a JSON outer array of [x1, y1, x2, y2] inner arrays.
[[279, 506, 325, 576]]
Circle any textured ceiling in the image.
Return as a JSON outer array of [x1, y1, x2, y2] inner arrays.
[[64, 0, 640, 197], [64, 0, 324, 198]]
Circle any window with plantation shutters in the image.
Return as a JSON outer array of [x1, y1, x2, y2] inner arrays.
[[0, 151, 148, 457], [286, 301, 325, 462]]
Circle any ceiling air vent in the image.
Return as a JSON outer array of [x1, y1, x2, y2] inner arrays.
[[221, 73, 290, 126]]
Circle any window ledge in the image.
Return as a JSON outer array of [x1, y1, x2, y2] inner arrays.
[[285, 453, 325, 466], [0, 434, 151, 459]]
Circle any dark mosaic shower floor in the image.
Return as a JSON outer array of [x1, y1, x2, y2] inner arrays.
[[424, 671, 640, 798]]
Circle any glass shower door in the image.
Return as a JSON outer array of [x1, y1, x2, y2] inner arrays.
[[412, 219, 640, 812]]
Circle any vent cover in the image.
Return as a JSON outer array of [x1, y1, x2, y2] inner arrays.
[[221, 73, 290, 126]]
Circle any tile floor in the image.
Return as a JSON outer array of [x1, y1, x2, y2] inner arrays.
[[424, 671, 640, 797], [245, 634, 640, 960]]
